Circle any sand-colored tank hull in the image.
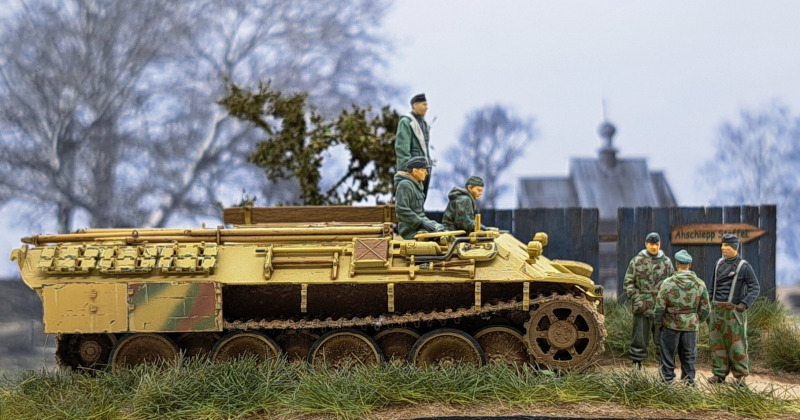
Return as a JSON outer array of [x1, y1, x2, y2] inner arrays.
[[11, 206, 605, 371]]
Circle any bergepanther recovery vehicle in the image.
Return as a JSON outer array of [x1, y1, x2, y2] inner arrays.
[[10, 205, 605, 371]]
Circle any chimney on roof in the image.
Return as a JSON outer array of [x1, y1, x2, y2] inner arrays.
[[597, 120, 618, 169]]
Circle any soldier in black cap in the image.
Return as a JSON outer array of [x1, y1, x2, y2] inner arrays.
[[707, 233, 760, 385], [395, 93, 432, 201], [394, 156, 444, 239], [623, 232, 674, 368]]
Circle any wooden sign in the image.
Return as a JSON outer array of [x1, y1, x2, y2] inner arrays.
[[671, 224, 766, 245]]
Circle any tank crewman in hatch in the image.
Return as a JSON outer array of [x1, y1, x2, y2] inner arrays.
[[442, 176, 486, 232], [395, 93, 432, 201], [707, 233, 760, 386], [624, 232, 674, 368], [654, 250, 710, 385], [394, 156, 445, 239]]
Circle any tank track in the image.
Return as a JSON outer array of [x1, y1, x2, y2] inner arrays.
[[225, 293, 605, 339]]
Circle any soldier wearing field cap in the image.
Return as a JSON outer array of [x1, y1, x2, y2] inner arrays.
[[394, 156, 445, 239], [442, 176, 486, 232], [707, 233, 760, 385], [655, 250, 710, 385], [395, 93, 432, 200], [623, 232, 674, 368]]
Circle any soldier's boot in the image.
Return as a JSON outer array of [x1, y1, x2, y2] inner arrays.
[[707, 375, 726, 384], [733, 376, 747, 387]]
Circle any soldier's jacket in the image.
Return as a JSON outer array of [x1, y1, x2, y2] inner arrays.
[[394, 172, 437, 239], [654, 271, 710, 331], [624, 249, 674, 317], [442, 187, 477, 232], [395, 113, 430, 172], [710, 255, 760, 307]]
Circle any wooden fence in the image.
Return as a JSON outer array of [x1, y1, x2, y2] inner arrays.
[[616, 205, 776, 301], [427, 208, 600, 282]]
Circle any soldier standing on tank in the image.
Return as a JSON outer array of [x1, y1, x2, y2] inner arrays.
[[654, 250, 710, 385], [395, 93, 432, 201], [624, 232, 674, 368], [394, 156, 445, 239], [441, 176, 486, 232], [707, 233, 760, 386]]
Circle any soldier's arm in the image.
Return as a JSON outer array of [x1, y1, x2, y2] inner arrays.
[[698, 285, 711, 323], [454, 196, 476, 232], [395, 117, 413, 171], [623, 259, 637, 299], [395, 183, 423, 229], [741, 263, 760, 308], [653, 285, 667, 325]]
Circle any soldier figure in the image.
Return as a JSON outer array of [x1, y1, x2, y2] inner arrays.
[[395, 93, 432, 201], [654, 250, 710, 385], [624, 232, 674, 367], [442, 176, 485, 232], [708, 233, 760, 385], [394, 156, 445, 239]]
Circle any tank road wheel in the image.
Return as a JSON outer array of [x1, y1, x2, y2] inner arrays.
[[176, 333, 220, 359], [56, 333, 116, 371], [523, 295, 605, 371], [408, 328, 485, 368], [308, 328, 383, 369], [210, 331, 281, 363], [109, 333, 178, 372], [374, 328, 420, 363], [275, 331, 319, 363], [474, 326, 529, 367]]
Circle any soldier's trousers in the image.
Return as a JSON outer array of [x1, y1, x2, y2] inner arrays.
[[709, 302, 749, 378], [659, 328, 698, 384], [630, 314, 660, 363]]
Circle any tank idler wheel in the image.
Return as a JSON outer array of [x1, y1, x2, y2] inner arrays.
[[176, 333, 220, 359], [308, 328, 383, 369], [413, 230, 466, 240], [474, 325, 529, 367], [275, 331, 319, 363], [210, 331, 281, 363], [523, 296, 604, 371], [109, 333, 178, 372], [374, 327, 420, 363], [56, 333, 116, 371], [408, 328, 485, 368]]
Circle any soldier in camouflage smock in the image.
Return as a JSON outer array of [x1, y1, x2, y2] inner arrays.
[[654, 250, 710, 384], [624, 232, 674, 366], [708, 234, 760, 385], [442, 176, 485, 232]]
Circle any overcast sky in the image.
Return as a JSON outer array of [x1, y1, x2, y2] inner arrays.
[[382, 0, 800, 209]]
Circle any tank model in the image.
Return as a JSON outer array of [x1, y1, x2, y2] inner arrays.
[[10, 205, 605, 371]]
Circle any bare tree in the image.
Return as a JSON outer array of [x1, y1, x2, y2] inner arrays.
[[700, 102, 800, 264], [0, 0, 398, 233], [434, 104, 537, 209]]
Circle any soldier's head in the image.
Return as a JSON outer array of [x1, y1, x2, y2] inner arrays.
[[465, 176, 484, 200], [644, 232, 660, 255], [674, 249, 692, 270], [410, 93, 428, 117], [721, 233, 740, 258], [406, 156, 430, 182]]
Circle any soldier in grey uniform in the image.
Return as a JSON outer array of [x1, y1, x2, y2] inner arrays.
[[395, 93, 432, 201], [394, 156, 444, 239]]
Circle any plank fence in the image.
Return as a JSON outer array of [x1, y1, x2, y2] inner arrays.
[[616, 205, 776, 301]]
